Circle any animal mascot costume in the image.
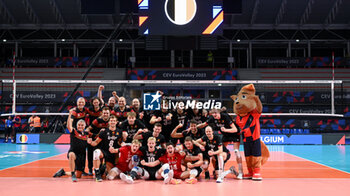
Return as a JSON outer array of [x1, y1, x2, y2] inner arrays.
[[231, 84, 270, 181]]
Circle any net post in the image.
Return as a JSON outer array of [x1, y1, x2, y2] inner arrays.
[[331, 52, 335, 115], [12, 51, 16, 114]]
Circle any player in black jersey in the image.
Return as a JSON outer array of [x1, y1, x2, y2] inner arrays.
[[86, 97, 102, 125], [134, 123, 166, 149], [114, 97, 131, 122], [171, 105, 188, 144], [53, 110, 88, 182], [119, 137, 166, 183], [183, 136, 204, 184], [85, 107, 111, 175], [71, 97, 88, 129], [120, 112, 147, 143], [187, 107, 207, 124], [171, 119, 205, 142], [87, 115, 126, 182], [194, 126, 231, 183], [98, 85, 117, 111], [150, 100, 178, 142], [130, 98, 144, 120], [197, 108, 243, 179]]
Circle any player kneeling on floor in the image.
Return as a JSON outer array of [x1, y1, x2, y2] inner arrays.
[[53, 110, 88, 182]]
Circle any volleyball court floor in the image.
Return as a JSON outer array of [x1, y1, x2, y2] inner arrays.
[[0, 144, 349, 196]]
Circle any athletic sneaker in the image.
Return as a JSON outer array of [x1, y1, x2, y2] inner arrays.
[[95, 170, 102, 182], [185, 178, 198, 184], [120, 173, 134, 184], [71, 174, 77, 182], [163, 170, 174, 184], [243, 168, 253, 179], [252, 173, 262, 181], [237, 173, 243, 180], [53, 168, 66, 178], [216, 176, 224, 183], [170, 179, 182, 185], [204, 171, 210, 179]]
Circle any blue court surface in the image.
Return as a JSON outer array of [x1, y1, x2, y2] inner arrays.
[[0, 144, 349, 173]]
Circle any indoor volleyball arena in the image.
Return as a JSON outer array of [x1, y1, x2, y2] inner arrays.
[[0, 0, 349, 196]]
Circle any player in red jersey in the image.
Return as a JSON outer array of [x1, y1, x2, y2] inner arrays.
[[157, 143, 187, 184], [107, 139, 143, 181]]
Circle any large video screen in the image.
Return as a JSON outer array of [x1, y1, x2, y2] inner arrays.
[[138, 0, 224, 35]]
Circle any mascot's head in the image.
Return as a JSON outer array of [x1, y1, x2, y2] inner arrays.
[[230, 84, 262, 117]]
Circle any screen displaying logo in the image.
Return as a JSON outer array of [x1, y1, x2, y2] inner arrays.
[[165, 0, 197, 25], [143, 91, 162, 110]]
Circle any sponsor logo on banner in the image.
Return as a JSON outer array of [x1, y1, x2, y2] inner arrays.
[[143, 92, 162, 110]]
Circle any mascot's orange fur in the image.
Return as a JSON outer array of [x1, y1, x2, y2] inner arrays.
[[231, 84, 270, 180]]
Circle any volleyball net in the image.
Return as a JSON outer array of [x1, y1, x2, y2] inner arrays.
[[0, 79, 347, 133]]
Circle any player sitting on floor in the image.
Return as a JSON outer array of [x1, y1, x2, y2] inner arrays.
[[107, 139, 143, 182], [157, 142, 188, 185], [118, 137, 166, 183]]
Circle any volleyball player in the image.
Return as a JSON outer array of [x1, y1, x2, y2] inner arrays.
[[86, 97, 102, 125], [193, 126, 231, 183], [98, 85, 117, 111], [172, 105, 188, 144], [53, 110, 88, 182], [118, 137, 166, 184], [107, 139, 143, 182], [130, 98, 144, 120], [114, 97, 131, 122], [133, 122, 166, 148], [120, 112, 147, 143], [150, 100, 178, 142], [171, 119, 205, 141], [87, 115, 125, 182], [197, 109, 243, 179], [157, 143, 188, 184], [183, 136, 204, 184], [71, 97, 88, 129], [85, 107, 111, 175]]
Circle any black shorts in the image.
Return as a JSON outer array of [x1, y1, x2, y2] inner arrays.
[[67, 150, 86, 172], [202, 149, 210, 161], [144, 167, 159, 180], [213, 151, 231, 170], [243, 139, 262, 157], [192, 167, 203, 177], [101, 149, 117, 165], [222, 134, 241, 143]]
